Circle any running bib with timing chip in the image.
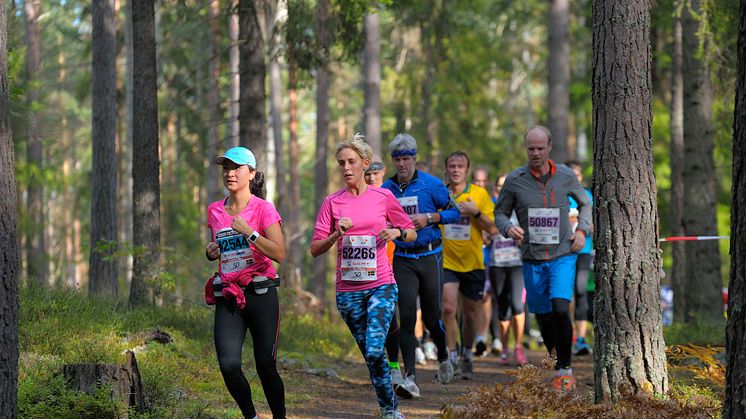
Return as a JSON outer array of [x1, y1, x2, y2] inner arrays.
[[216, 227, 255, 273], [444, 216, 471, 241], [491, 236, 522, 265], [397, 196, 419, 216], [528, 208, 560, 244], [340, 235, 377, 281]]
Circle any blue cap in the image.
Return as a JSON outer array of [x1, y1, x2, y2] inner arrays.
[[215, 147, 256, 168]]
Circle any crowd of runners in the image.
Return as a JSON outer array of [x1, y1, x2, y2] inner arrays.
[[202, 125, 595, 419]]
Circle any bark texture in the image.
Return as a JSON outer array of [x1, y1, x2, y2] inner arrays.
[[591, 0, 668, 402], [547, 0, 570, 162], [724, 1, 746, 416], [311, 0, 331, 302], [89, 0, 119, 299], [239, 0, 266, 170], [669, 4, 686, 319], [130, 0, 161, 306], [363, 12, 382, 158], [1, 3, 20, 414], [679, 0, 722, 322], [24, 0, 47, 286], [206, 0, 223, 204]]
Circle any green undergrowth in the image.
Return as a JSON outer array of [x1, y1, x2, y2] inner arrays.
[[18, 286, 356, 418]]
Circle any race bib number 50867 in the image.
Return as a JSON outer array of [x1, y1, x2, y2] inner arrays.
[[527, 208, 560, 244]]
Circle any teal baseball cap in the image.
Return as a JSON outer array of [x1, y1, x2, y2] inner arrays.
[[215, 147, 256, 168]]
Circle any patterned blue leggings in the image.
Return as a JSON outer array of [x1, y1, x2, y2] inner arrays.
[[336, 283, 398, 414]]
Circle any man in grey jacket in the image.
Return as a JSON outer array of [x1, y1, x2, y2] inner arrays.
[[494, 126, 591, 392]]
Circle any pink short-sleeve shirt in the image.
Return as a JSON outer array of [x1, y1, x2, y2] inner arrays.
[[207, 196, 281, 286], [312, 186, 414, 292]]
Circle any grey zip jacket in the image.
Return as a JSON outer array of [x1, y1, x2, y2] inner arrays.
[[494, 161, 591, 262]]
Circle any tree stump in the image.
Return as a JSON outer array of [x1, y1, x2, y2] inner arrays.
[[62, 350, 145, 415]]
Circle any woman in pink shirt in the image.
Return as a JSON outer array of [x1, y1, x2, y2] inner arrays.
[[204, 146, 286, 419], [311, 135, 416, 419]]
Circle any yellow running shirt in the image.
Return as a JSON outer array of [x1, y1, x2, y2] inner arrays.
[[441, 182, 495, 272]]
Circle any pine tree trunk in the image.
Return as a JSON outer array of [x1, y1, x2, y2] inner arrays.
[[547, 0, 570, 162], [268, 0, 287, 215], [121, 0, 135, 288], [724, 2, 746, 416], [363, 12, 381, 159], [680, 0, 722, 323], [206, 0, 222, 204], [283, 62, 303, 291], [24, 0, 47, 286], [421, 20, 439, 174], [1, 4, 20, 413], [311, 0, 330, 302], [228, 0, 240, 147], [239, 0, 266, 170], [669, 4, 686, 320], [591, 0, 668, 402], [90, 0, 119, 299], [130, 0, 161, 306]]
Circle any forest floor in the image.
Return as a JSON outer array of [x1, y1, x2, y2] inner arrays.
[[280, 347, 595, 418]]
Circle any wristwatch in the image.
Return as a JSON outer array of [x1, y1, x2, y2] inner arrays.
[[426, 213, 434, 225], [473, 211, 482, 219], [397, 227, 408, 241], [248, 231, 261, 243]]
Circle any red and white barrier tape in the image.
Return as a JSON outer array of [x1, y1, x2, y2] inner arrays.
[[659, 236, 730, 242]]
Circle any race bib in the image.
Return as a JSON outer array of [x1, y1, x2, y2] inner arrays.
[[397, 196, 419, 216], [340, 235, 377, 281], [216, 227, 255, 273], [528, 208, 560, 244], [491, 236, 521, 264], [444, 216, 471, 241]]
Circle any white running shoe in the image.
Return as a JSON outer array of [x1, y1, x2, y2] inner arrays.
[[491, 339, 503, 355], [381, 408, 406, 419], [390, 368, 404, 389], [423, 341, 438, 361], [415, 347, 427, 365], [396, 374, 421, 399], [435, 359, 456, 384]]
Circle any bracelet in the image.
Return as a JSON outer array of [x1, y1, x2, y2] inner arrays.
[[326, 234, 337, 245]]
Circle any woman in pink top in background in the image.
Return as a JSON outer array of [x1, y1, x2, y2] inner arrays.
[[311, 134, 416, 419], [204, 146, 286, 419]]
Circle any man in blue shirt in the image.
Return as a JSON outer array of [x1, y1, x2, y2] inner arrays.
[[382, 134, 461, 396]]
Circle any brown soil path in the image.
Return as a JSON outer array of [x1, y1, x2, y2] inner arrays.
[[282, 348, 594, 418]]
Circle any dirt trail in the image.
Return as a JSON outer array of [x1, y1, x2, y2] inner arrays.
[[283, 349, 594, 418]]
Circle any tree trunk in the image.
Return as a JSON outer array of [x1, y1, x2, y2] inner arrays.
[[311, 0, 331, 302], [90, 0, 119, 299], [268, 0, 287, 215], [239, 0, 266, 171], [120, 0, 134, 289], [24, 0, 47, 286], [724, 1, 746, 416], [63, 351, 145, 415], [363, 12, 381, 159], [591, 0, 668, 402], [421, 20, 439, 174], [669, 3, 686, 319], [679, 0, 722, 323], [206, 0, 223, 204], [1, 3, 20, 414], [547, 0, 570, 162], [282, 62, 303, 291], [130, 0, 161, 306]]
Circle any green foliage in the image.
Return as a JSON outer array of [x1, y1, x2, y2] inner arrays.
[[18, 286, 354, 417], [664, 317, 726, 346]]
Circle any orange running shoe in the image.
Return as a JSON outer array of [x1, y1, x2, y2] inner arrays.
[[551, 369, 576, 392]]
